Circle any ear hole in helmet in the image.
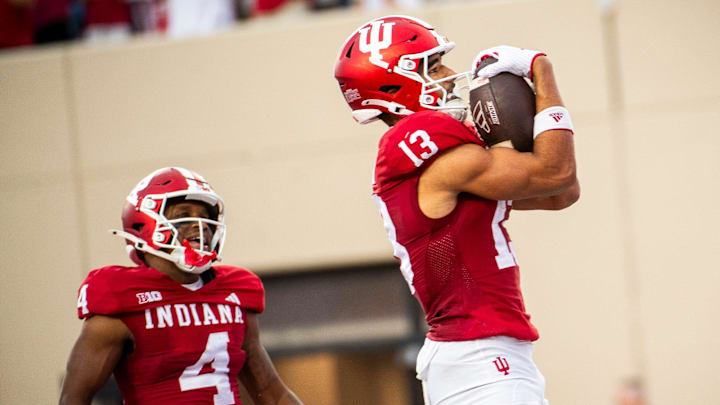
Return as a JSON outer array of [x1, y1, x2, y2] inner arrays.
[[379, 85, 401, 94], [207, 205, 219, 222], [132, 223, 144, 232]]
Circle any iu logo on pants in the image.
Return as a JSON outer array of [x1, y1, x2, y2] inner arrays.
[[493, 357, 510, 375]]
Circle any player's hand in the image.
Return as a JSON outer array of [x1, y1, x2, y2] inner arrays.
[[472, 45, 546, 80]]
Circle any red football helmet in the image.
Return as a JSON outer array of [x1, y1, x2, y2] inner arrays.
[[112, 167, 226, 274], [334, 15, 468, 124]]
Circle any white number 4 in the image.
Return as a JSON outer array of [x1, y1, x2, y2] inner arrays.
[[179, 332, 234, 405], [77, 284, 89, 315], [398, 130, 439, 167]]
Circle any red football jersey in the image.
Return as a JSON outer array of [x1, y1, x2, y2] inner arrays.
[[373, 110, 539, 342], [76, 264, 265, 405]]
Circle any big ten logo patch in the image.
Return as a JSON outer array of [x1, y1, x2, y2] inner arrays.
[[344, 88, 361, 103], [137, 291, 163, 304]]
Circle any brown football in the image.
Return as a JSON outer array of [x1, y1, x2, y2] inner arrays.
[[469, 58, 536, 152]]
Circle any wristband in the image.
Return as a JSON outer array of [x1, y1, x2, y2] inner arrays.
[[533, 106, 574, 139]]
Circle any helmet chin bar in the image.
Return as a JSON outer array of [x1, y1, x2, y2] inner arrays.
[[111, 230, 219, 274], [440, 98, 468, 121], [352, 108, 383, 124], [419, 71, 471, 121]]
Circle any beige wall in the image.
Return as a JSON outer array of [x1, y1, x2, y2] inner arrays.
[[268, 351, 408, 405], [1, 0, 719, 404]]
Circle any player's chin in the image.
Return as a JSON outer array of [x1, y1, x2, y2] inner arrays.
[[442, 100, 468, 121], [445, 97, 466, 108]]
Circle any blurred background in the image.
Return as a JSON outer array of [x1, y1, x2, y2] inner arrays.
[[1, 0, 719, 404]]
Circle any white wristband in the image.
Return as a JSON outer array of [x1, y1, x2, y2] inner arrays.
[[533, 106, 574, 139]]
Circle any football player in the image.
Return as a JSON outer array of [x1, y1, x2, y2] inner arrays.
[[334, 15, 579, 405], [59, 167, 303, 405]]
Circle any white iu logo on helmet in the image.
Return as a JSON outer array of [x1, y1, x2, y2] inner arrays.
[[358, 21, 395, 69]]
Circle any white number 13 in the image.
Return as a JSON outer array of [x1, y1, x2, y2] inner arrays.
[[398, 130, 439, 167]]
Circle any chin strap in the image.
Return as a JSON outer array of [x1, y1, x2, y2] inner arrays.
[[361, 99, 415, 116]]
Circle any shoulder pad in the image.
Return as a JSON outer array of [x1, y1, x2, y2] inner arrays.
[[374, 111, 485, 192], [212, 265, 265, 313], [76, 265, 134, 318]]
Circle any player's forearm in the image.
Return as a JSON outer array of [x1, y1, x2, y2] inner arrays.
[[512, 180, 580, 210], [533, 56, 565, 111], [529, 57, 577, 192]]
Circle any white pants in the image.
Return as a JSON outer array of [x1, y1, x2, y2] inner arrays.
[[416, 336, 549, 405]]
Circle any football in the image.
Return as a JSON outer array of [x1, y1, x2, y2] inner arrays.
[[468, 58, 536, 152]]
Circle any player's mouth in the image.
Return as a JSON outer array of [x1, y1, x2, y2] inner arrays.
[[184, 236, 208, 251]]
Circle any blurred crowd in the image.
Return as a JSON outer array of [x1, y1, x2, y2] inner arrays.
[[0, 0, 431, 50]]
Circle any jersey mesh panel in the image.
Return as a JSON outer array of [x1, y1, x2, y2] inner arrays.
[[426, 226, 456, 290], [426, 226, 478, 292]]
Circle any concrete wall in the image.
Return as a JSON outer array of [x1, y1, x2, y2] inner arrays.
[[1, 0, 718, 403]]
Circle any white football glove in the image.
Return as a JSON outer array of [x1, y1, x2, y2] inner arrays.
[[472, 45, 546, 79]]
